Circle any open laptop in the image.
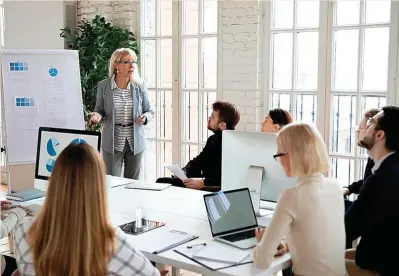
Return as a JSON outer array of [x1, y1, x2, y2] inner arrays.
[[34, 127, 101, 191], [203, 188, 259, 249]]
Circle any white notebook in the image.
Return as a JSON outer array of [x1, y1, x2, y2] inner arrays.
[[124, 182, 171, 191], [193, 242, 250, 264]]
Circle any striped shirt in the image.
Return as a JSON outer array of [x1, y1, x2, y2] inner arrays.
[[14, 219, 161, 276], [111, 75, 134, 152]]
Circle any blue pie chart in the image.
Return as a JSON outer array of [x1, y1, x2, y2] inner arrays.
[[46, 159, 55, 173], [46, 137, 60, 157], [71, 138, 87, 144], [49, 67, 58, 77]]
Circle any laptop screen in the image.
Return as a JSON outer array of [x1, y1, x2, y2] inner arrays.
[[203, 188, 258, 237], [35, 127, 101, 180]]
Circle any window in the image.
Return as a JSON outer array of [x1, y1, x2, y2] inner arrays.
[[268, 0, 320, 124], [266, 0, 398, 186], [140, 0, 218, 181], [0, 0, 4, 168]]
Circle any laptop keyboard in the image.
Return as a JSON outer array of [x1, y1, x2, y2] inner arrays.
[[221, 229, 256, 243]]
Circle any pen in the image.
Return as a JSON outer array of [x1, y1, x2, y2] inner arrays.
[[186, 242, 206, 249]]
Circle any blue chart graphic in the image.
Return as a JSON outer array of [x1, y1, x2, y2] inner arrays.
[[71, 138, 87, 144], [48, 67, 58, 77], [16, 97, 34, 107], [45, 137, 87, 173], [46, 159, 56, 173], [10, 62, 28, 72], [46, 137, 59, 157]]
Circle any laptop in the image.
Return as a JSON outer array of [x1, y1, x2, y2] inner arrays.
[[203, 188, 259, 249], [34, 127, 101, 191]]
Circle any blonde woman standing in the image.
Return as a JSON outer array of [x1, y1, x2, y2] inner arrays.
[[14, 143, 161, 276], [252, 123, 346, 276], [89, 48, 154, 179]]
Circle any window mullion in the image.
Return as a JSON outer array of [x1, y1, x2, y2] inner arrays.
[[320, 0, 333, 154], [172, 0, 182, 166], [388, 1, 399, 105]]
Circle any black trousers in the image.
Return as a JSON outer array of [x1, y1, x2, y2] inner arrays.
[[2, 255, 17, 276]]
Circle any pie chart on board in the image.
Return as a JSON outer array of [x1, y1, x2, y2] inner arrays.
[[46, 159, 55, 173], [71, 138, 87, 144], [46, 137, 60, 157]]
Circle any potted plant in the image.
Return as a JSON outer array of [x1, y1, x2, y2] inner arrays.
[[60, 15, 139, 130]]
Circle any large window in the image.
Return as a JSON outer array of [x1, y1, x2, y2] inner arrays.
[[266, 0, 398, 186], [0, 0, 4, 168], [140, 0, 218, 181]]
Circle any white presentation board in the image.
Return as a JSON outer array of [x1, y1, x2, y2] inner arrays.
[[1, 49, 84, 165]]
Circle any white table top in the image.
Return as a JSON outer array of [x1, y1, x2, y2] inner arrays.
[[15, 183, 290, 275], [107, 185, 290, 276]]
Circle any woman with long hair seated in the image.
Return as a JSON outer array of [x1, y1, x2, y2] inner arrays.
[[14, 143, 161, 276], [261, 108, 293, 133], [252, 123, 345, 275]]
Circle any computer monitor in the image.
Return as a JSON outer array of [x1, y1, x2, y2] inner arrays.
[[34, 127, 101, 191], [221, 130, 297, 214]]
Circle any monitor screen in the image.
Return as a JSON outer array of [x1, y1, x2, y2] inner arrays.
[[35, 127, 101, 180], [204, 188, 258, 236]]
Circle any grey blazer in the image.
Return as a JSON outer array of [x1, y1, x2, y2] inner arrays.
[[94, 77, 154, 155]]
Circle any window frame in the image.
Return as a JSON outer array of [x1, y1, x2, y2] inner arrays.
[[139, 0, 220, 181], [263, 0, 399, 185]]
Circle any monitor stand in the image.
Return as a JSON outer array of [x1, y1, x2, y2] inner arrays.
[[246, 165, 266, 217]]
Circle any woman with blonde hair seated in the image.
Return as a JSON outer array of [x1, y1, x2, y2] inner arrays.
[[252, 123, 346, 276], [13, 143, 161, 276]]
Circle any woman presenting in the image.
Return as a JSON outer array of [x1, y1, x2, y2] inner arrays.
[[89, 48, 154, 179]]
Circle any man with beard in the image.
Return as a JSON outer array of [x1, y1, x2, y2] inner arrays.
[[343, 108, 380, 211], [156, 101, 240, 191], [345, 106, 399, 276]]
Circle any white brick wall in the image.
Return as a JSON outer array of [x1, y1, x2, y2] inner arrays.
[[77, 0, 139, 35], [77, 0, 265, 131], [220, 0, 264, 131]]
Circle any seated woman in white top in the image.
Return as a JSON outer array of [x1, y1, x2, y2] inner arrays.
[[252, 123, 346, 276], [13, 142, 162, 276]]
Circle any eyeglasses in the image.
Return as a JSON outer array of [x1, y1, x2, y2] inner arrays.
[[273, 153, 287, 162], [117, 60, 137, 66], [366, 118, 379, 129]]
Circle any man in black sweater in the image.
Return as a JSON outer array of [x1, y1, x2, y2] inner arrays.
[[156, 101, 240, 191], [345, 106, 399, 276]]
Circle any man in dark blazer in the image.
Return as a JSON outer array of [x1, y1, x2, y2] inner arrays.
[[156, 101, 240, 191], [345, 106, 399, 276]]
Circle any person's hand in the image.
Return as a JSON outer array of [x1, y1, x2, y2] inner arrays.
[[160, 270, 169, 276], [255, 227, 266, 242], [342, 188, 350, 196], [0, 200, 12, 211], [183, 178, 205, 190], [275, 240, 289, 256], [136, 114, 146, 125], [88, 112, 102, 126]]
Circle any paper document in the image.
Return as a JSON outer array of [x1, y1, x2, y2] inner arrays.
[[165, 164, 187, 181], [144, 228, 198, 254], [193, 242, 250, 264], [174, 240, 252, 271]]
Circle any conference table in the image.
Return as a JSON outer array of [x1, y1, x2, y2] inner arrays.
[[17, 181, 291, 276]]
